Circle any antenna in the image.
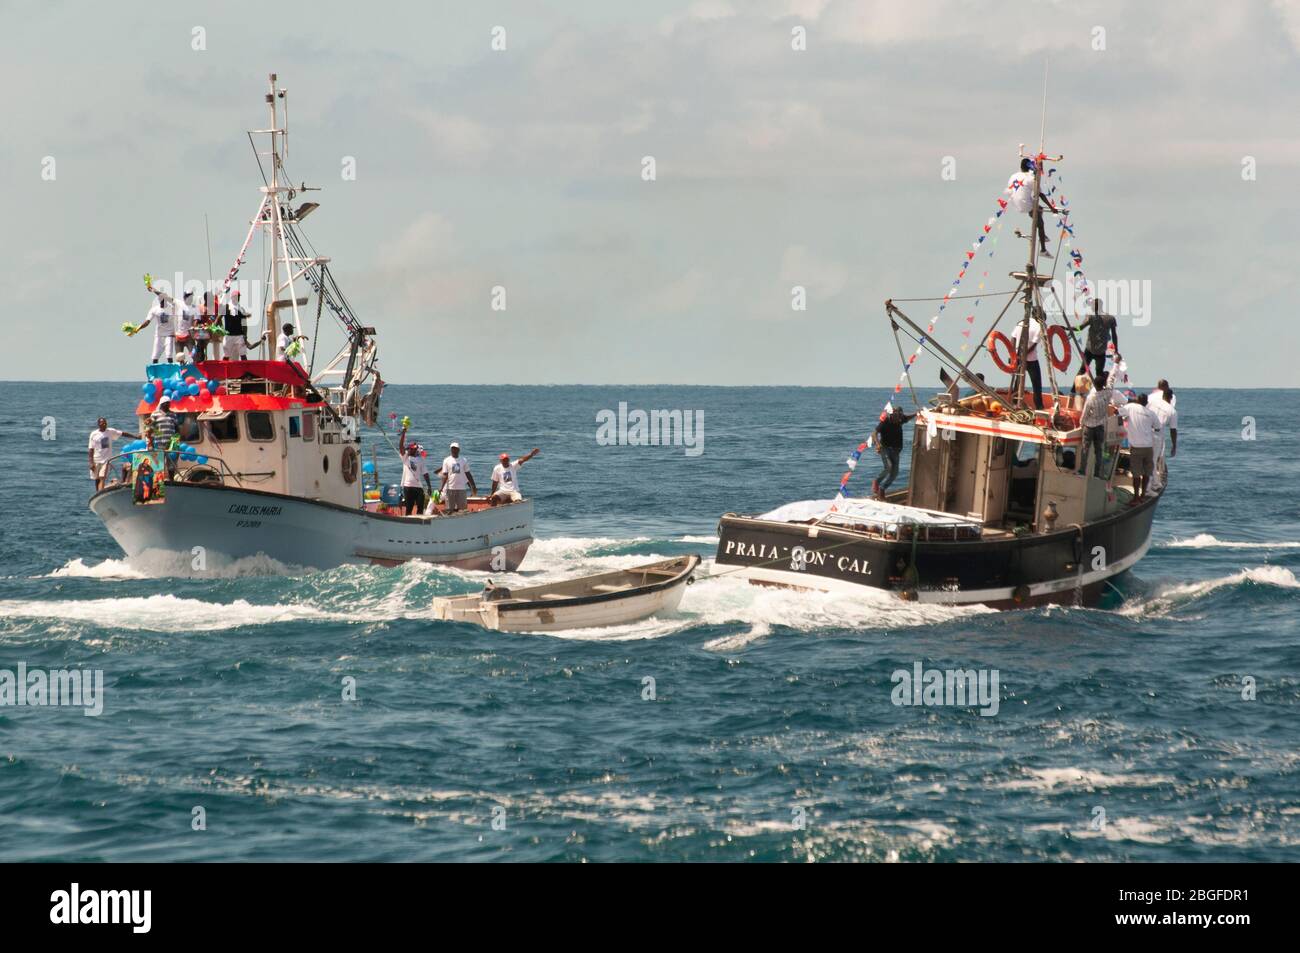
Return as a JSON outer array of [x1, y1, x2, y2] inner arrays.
[[1038, 59, 1049, 157], [204, 213, 214, 281]]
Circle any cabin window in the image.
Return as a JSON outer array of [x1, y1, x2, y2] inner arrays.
[[177, 413, 202, 444], [209, 413, 239, 442], [246, 411, 275, 442], [302, 411, 316, 442], [289, 415, 301, 438]]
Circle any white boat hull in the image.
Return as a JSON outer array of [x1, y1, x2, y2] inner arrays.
[[89, 482, 533, 574]]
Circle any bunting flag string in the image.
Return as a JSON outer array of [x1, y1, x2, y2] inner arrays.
[[834, 178, 1019, 501]]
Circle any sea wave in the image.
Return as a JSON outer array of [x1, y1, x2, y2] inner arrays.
[[1165, 533, 1300, 550], [1119, 565, 1300, 618], [0, 594, 351, 632]]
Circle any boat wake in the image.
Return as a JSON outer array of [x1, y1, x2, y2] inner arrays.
[[1165, 533, 1300, 550], [21, 538, 1299, 642], [1118, 565, 1300, 618]]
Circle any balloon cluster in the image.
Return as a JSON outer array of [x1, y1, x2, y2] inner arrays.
[[140, 373, 225, 405]]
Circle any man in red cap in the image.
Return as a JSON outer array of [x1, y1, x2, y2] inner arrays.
[[490, 448, 539, 504]]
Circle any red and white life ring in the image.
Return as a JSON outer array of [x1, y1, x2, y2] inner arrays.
[[988, 331, 1018, 372], [1047, 325, 1072, 372]]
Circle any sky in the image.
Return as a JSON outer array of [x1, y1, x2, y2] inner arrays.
[[2, 0, 1298, 386]]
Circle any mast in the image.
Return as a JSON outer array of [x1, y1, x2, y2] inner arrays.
[[1014, 62, 1051, 410], [262, 73, 305, 359]]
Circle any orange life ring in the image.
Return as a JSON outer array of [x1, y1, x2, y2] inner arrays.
[[988, 331, 1018, 372], [1047, 325, 1072, 372]]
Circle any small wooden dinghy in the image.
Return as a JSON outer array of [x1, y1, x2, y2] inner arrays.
[[432, 555, 700, 632]]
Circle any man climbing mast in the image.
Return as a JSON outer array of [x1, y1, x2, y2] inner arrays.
[[1010, 147, 1063, 411]]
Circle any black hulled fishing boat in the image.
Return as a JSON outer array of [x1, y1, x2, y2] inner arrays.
[[715, 145, 1159, 608]]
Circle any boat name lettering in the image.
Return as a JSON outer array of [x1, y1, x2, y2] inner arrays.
[[227, 504, 282, 517], [722, 540, 784, 561]]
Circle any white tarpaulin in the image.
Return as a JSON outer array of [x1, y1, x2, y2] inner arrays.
[[759, 498, 982, 532]]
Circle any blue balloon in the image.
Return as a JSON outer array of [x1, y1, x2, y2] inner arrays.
[[188, 383, 200, 396], [361, 460, 376, 472], [197, 455, 209, 465]]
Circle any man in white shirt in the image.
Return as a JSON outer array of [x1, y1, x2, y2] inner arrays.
[[396, 424, 431, 515], [1149, 384, 1179, 492], [1117, 395, 1161, 502], [490, 448, 539, 504], [438, 442, 478, 513], [1010, 315, 1044, 409], [274, 322, 308, 362], [139, 293, 177, 364], [1076, 370, 1126, 478], [88, 417, 140, 491], [174, 290, 199, 364], [1007, 158, 1055, 259]]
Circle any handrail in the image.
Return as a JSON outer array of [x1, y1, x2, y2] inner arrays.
[[99, 449, 251, 489]]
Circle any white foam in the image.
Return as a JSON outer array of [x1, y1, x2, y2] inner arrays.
[[44, 550, 309, 580], [999, 767, 1176, 792], [1166, 533, 1300, 550], [1119, 565, 1300, 618], [45, 557, 146, 580], [0, 594, 349, 632]]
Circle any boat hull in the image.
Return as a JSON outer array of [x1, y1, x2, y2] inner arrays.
[[714, 493, 1159, 608], [89, 482, 533, 573]]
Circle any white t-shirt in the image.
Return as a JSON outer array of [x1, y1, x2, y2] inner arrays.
[[1011, 319, 1042, 362], [400, 452, 428, 488], [88, 427, 124, 464], [492, 462, 520, 494], [149, 301, 174, 336], [176, 301, 198, 335], [1149, 389, 1176, 408], [1149, 398, 1178, 457], [1118, 402, 1160, 448], [1007, 171, 1035, 214], [277, 333, 294, 356], [440, 455, 471, 490]]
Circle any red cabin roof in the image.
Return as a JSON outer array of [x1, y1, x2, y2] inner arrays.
[[199, 359, 311, 386]]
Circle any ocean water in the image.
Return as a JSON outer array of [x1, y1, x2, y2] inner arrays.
[[2, 383, 1299, 862]]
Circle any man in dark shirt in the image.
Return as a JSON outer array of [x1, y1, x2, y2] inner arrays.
[[871, 406, 915, 500], [1075, 299, 1119, 382], [222, 289, 253, 360]]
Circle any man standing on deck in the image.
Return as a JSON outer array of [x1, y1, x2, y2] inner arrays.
[[871, 406, 915, 500], [222, 289, 253, 360], [174, 290, 199, 364], [438, 442, 478, 513], [1075, 299, 1120, 382], [1118, 395, 1161, 503], [397, 424, 432, 516], [1149, 383, 1179, 492], [274, 323, 308, 362], [139, 291, 177, 364], [1010, 314, 1044, 409], [1007, 158, 1055, 259], [149, 396, 180, 480], [88, 417, 140, 492], [1076, 370, 1123, 478]]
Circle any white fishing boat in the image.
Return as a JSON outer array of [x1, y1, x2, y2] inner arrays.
[[432, 555, 700, 632], [89, 74, 534, 573]]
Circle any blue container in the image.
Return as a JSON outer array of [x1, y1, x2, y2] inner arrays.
[[380, 484, 403, 506]]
